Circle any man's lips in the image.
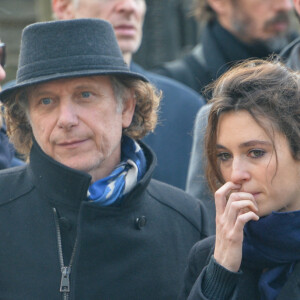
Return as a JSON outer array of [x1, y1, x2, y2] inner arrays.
[[56, 139, 88, 148], [114, 25, 137, 36], [271, 21, 288, 32]]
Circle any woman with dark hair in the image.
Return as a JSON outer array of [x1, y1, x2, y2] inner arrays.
[[179, 59, 300, 300]]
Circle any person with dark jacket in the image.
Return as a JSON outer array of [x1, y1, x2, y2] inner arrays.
[[52, 0, 205, 190], [133, 0, 199, 69], [0, 42, 12, 169], [280, 0, 300, 70], [0, 123, 19, 169], [154, 0, 295, 95], [0, 41, 23, 169], [179, 59, 300, 300], [0, 19, 209, 299]]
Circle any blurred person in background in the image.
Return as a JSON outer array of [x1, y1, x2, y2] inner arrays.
[[281, 0, 300, 69], [52, 0, 205, 190], [154, 0, 296, 95], [133, 0, 199, 69], [0, 41, 23, 169]]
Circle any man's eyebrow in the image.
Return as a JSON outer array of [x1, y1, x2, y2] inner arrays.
[[73, 83, 97, 90], [28, 88, 54, 97], [216, 140, 272, 150]]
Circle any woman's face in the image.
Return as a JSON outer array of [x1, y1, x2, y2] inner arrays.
[[216, 110, 300, 216]]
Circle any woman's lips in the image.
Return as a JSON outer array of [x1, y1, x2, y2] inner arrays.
[[251, 192, 261, 200]]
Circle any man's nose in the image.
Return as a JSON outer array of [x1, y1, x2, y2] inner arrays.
[[230, 158, 251, 184], [57, 101, 79, 130], [115, 0, 139, 12]]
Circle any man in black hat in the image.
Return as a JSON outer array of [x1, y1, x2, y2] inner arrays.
[[52, 0, 205, 191], [0, 19, 208, 299]]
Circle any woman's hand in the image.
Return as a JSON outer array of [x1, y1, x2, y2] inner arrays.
[[213, 182, 259, 272]]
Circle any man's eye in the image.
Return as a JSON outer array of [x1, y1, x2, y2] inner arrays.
[[217, 152, 231, 161], [81, 91, 91, 98], [41, 98, 52, 105]]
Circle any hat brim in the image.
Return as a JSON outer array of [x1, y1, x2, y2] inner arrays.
[[0, 69, 148, 103]]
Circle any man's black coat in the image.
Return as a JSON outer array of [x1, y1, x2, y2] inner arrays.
[[0, 140, 209, 299]]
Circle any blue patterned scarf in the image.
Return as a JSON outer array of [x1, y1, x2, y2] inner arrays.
[[87, 136, 146, 206], [242, 210, 300, 300]]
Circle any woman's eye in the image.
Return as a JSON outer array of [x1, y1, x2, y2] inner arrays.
[[249, 149, 265, 158], [81, 91, 91, 98], [217, 152, 231, 161], [41, 98, 52, 105]]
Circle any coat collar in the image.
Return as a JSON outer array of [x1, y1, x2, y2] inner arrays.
[[202, 20, 273, 81], [28, 138, 156, 209], [280, 37, 300, 71]]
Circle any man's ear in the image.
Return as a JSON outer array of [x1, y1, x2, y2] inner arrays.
[[207, 0, 230, 15], [52, 0, 75, 20], [122, 90, 136, 129], [294, 0, 300, 16]]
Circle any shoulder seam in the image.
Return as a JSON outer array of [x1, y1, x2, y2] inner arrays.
[[0, 185, 35, 207], [146, 187, 203, 235]]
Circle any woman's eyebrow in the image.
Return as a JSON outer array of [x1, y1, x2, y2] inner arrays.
[[239, 140, 272, 148], [216, 144, 227, 150], [216, 140, 272, 150]]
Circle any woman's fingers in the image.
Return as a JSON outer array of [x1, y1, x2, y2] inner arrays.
[[214, 183, 259, 272], [234, 210, 259, 231], [225, 193, 258, 225], [214, 211, 259, 272], [214, 181, 241, 214], [216, 190, 259, 232]]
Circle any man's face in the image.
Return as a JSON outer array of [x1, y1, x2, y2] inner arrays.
[[27, 76, 135, 181], [0, 42, 6, 90], [56, 0, 146, 59], [0, 66, 5, 91], [220, 0, 292, 45]]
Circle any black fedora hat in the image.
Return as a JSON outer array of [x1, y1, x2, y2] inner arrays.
[[0, 18, 148, 103]]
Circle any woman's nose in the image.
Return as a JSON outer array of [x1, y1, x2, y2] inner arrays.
[[230, 159, 251, 184]]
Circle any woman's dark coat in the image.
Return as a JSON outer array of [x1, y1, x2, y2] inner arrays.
[[179, 236, 300, 300]]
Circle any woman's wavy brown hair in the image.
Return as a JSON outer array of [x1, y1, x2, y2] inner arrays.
[[3, 75, 161, 159], [205, 59, 300, 192]]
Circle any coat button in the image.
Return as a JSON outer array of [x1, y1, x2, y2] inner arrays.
[[135, 216, 147, 230]]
